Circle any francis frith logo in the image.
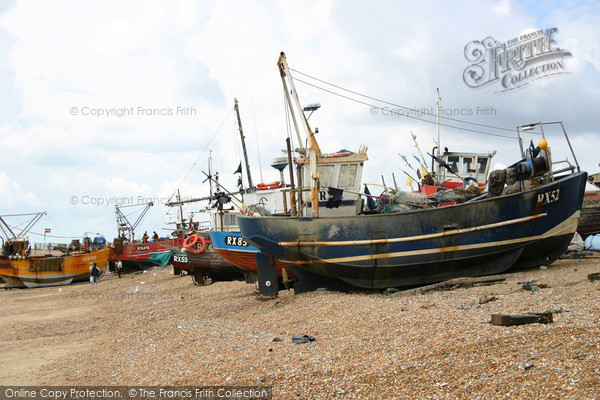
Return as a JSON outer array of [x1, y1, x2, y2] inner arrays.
[[463, 28, 572, 92]]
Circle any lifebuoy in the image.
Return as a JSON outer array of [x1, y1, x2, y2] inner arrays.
[[189, 235, 206, 254], [257, 181, 280, 187], [183, 234, 198, 248], [257, 181, 281, 190]]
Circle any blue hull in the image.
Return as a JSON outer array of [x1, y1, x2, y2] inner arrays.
[[238, 172, 587, 289], [209, 231, 258, 253]]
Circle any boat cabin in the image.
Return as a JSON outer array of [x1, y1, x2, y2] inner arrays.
[[1, 239, 29, 259], [433, 150, 496, 189]]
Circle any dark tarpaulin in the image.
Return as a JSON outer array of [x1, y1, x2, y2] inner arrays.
[[326, 187, 344, 208]]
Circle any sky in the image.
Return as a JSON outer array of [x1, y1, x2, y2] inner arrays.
[[0, 0, 599, 243]]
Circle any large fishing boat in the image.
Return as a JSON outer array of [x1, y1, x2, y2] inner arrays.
[[237, 53, 587, 296], [0, 212, 110, 288]]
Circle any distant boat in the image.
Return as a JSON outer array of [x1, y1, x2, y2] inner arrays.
[[577, 186, 600, 239], [109, 202, 189, 270], [0, 244, 109, 288], [0, 212, 109, 288]]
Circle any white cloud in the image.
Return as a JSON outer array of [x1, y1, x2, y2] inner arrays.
[[494, 0, 511, 16], [0, 172, 40, 208]]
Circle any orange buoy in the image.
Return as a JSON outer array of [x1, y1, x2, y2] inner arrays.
[[183, 234, 198, 248], [189, 235, 206, 254]]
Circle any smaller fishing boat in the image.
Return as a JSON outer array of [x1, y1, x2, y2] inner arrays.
[[170, 230, 246, 285], [577, 181, 600, 239], [209, 230, 291, 280], [0, 212, 109, 288], [109, 202, 189, 270]]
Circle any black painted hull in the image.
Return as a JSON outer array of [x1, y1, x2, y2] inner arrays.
[[239, 172, 587, 290], [170, 247, 245, 282]]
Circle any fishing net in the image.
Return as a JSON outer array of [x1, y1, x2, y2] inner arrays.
[[377, 191, 431, 213], [434, 182, 482, 203]]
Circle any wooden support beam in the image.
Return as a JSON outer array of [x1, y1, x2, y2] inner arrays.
[[490, 312, 553, 326]]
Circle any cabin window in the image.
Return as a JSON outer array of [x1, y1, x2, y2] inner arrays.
[[447, 156, 459, 173], [317, 165, 335, 187], [225, 213, 237, 226], [462, 157, 474, 173], [338, 164, 358, 188], [477, 158, 488, 174]]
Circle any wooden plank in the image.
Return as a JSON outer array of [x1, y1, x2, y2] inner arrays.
[[588, 272, 600, 282], [387, 274, 511, 298], [490, 312, 553, 326]]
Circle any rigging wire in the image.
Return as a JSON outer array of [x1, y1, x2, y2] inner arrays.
[[149, 106, 235, 233], [290, 68, 541, 139], [251, 97, 264, 183], [166, 106, 235, 204], [291, 76, 519, 140], [3, 223, 81, 239], [284, 89, 294, 149], [289, 67, 523, 133], [45, 214, 66, 239]]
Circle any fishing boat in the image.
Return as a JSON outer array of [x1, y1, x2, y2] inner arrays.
[[170, 229, 246, 285], [0, 212, 110, 288], [577, 175, 600, 239], [237, 53, 587, 296], [109, 202, 191, 270], [166, 128, 254, 285], [169, 95, 368, 284], [209, 228, 291, 280], [208, 148, 369, 281]]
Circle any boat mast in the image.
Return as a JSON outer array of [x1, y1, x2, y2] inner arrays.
[[208, 151, 214, 199], [436, 88, 441, 156], [278, 52, 321, 217], [278, 56, 304, 152], [234, 98, 253, 189], [435, 88, 442, 180], [177, 189, 185, 230]]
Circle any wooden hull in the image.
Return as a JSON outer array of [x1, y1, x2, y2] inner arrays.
[[170, 244, 245, 282], [209, 231, 291, 277], [0, 248, 110, 288], [239, 172, 587, 292], [577, 191, 600, 239]]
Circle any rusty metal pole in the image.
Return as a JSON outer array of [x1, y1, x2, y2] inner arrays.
[[286, 138, 297, 216]]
